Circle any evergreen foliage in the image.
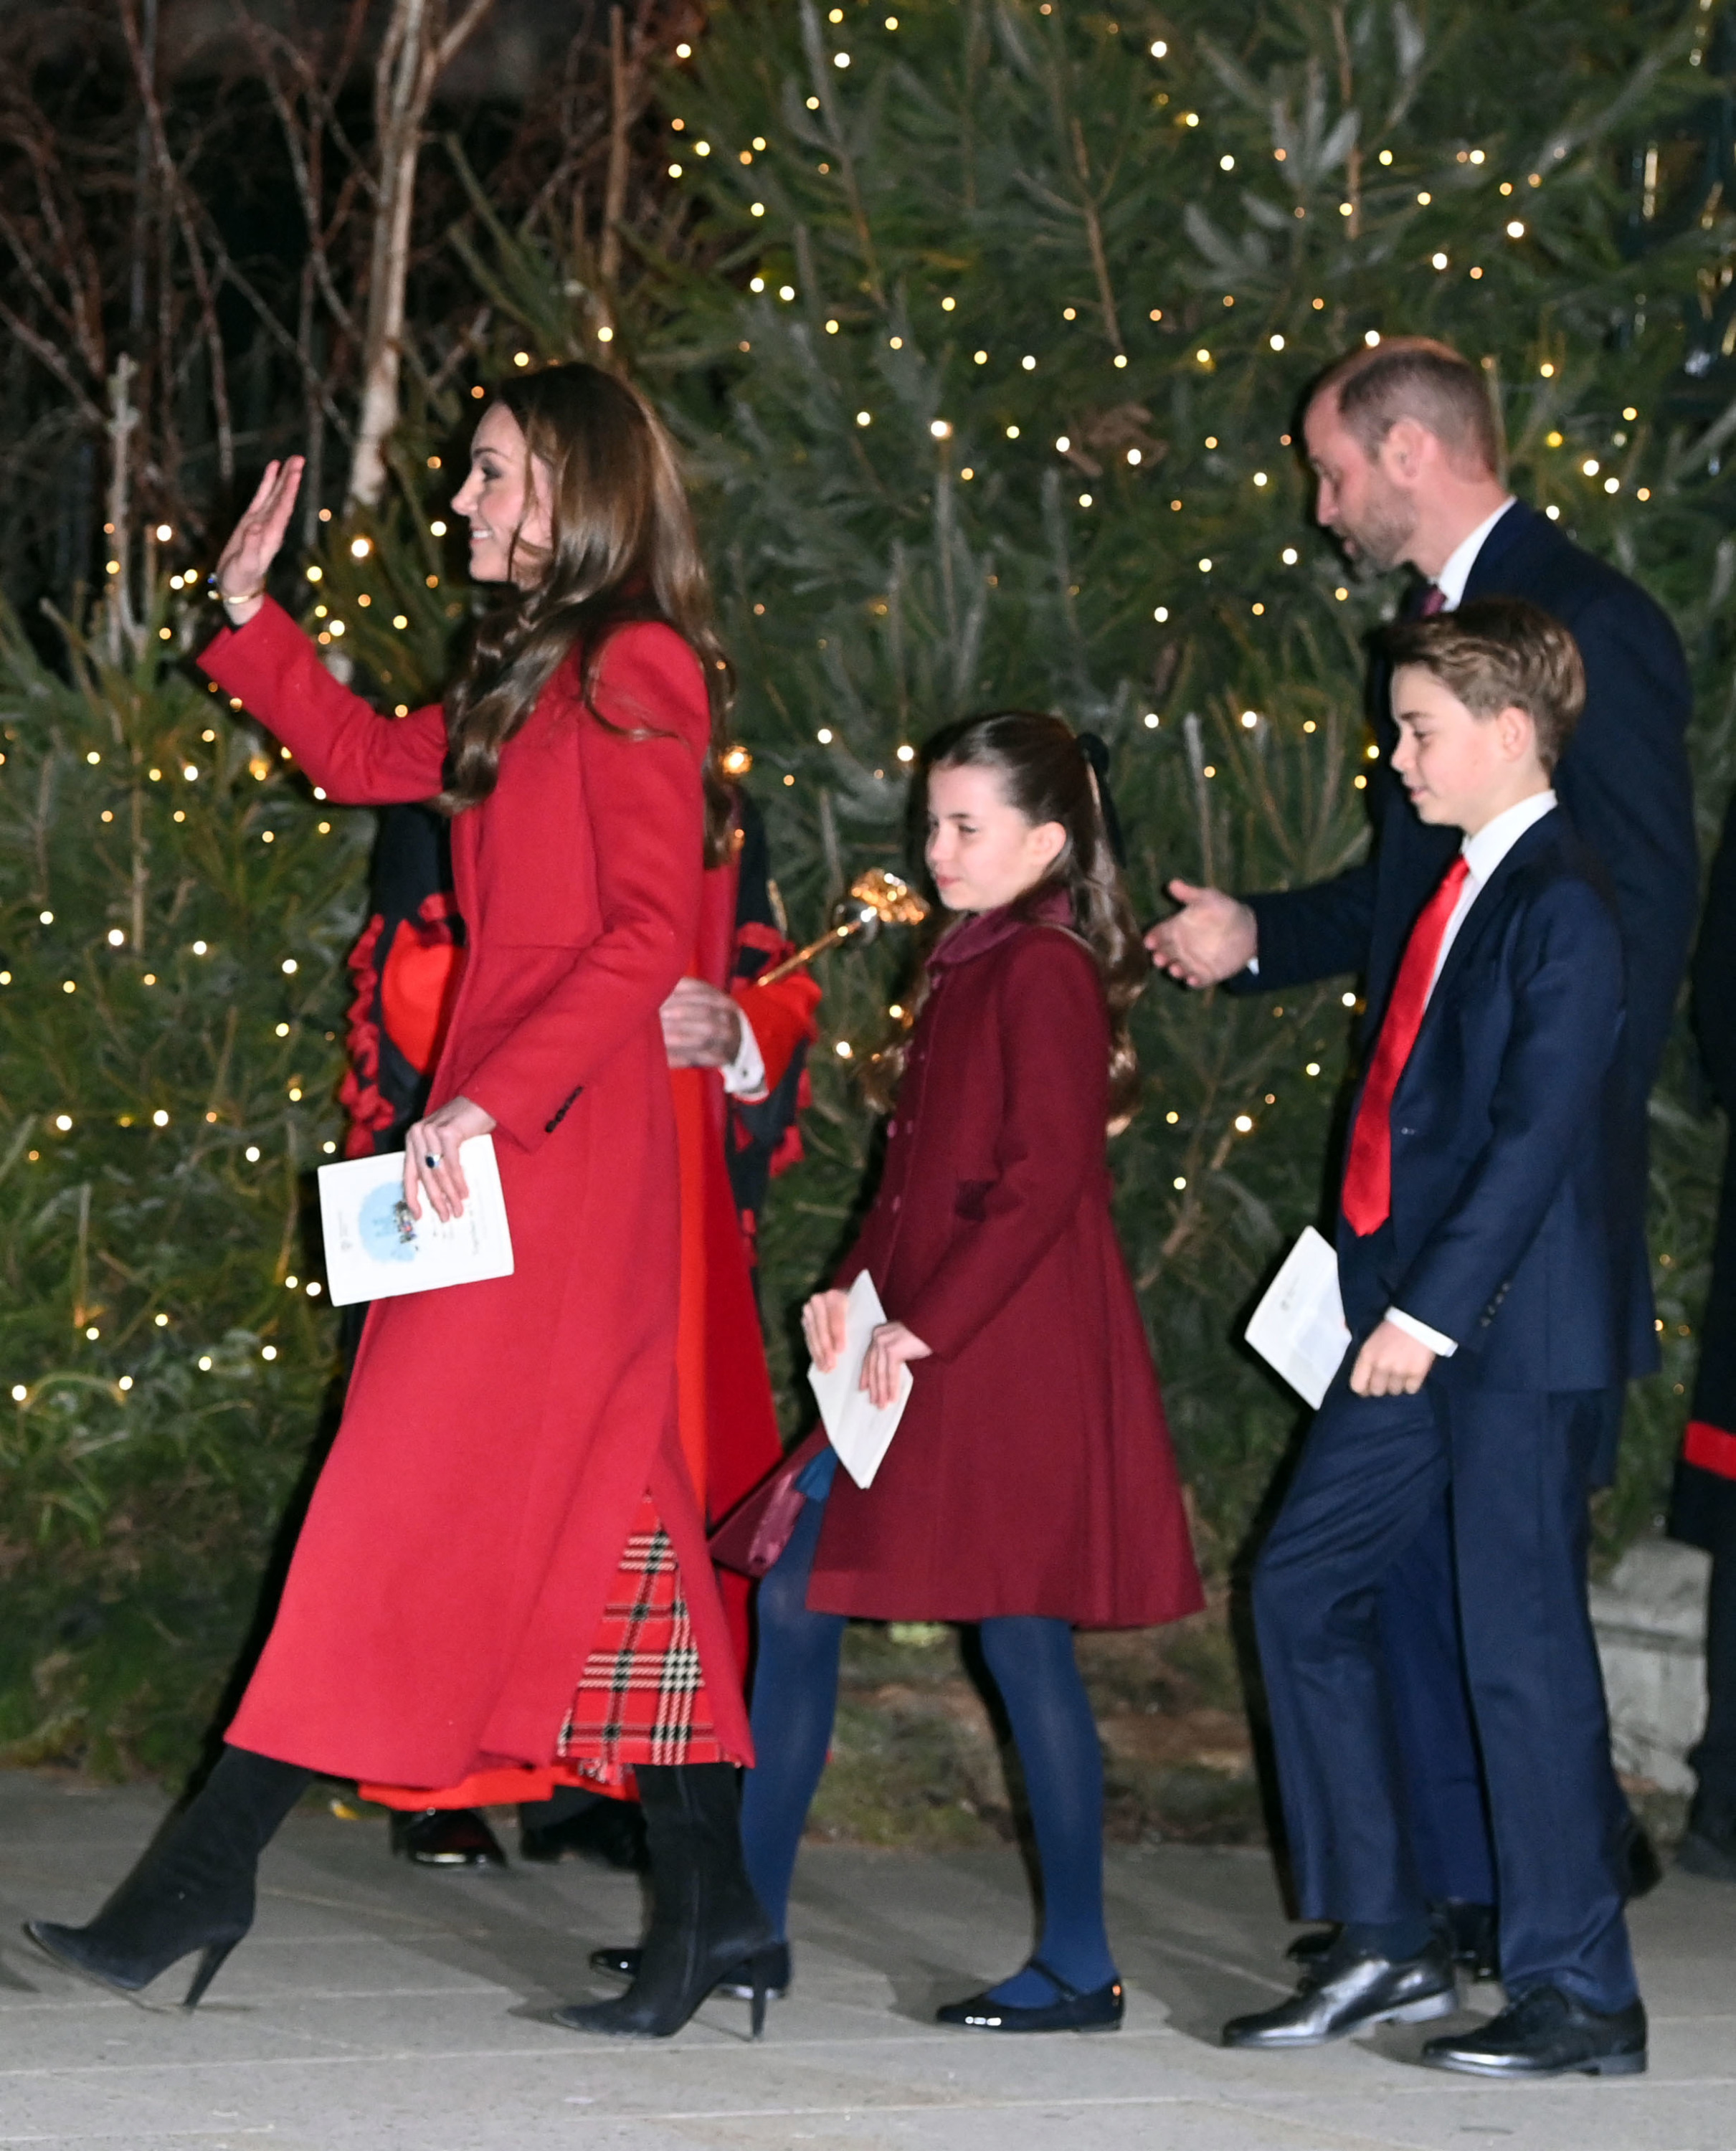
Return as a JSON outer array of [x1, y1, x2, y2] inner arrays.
[[0, 601, 365, 1772], [5, 0, 1736, 1773], [636, 0, 1736, 1564]]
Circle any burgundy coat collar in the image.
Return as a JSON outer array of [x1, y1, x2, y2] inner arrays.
[[927, 885, 1073, 972]]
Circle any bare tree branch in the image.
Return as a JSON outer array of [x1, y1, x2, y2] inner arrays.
[[348, 0, 499, 511], [0, 298, 105, 427]]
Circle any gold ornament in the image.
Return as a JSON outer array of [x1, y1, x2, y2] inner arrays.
[[756, 868, 928, 983]]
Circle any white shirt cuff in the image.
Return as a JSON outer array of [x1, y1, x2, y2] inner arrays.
[[720, 1007, 767, 1099], [1385, 1305, 1458, 1358]]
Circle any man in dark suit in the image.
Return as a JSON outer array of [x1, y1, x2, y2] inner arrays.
[[1223, 601, 1648, 2075], [1150, 338, 1695, 1957]]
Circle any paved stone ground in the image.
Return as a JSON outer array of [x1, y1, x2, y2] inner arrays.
[[0, 1770, 1730, 2150]]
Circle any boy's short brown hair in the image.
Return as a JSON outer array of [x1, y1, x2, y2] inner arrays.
[[1381, 596, 1585, 769]]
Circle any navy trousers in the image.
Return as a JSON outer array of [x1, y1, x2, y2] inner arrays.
[[1376, 1505, 1496, 1907], [1377, 1385, 1628, 1909], [1253, 1372, 1637, 2008]]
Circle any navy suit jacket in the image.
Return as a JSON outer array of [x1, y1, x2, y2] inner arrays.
[[1336, 809, 1652, 1392], [1248, 500, 1696, 1376]]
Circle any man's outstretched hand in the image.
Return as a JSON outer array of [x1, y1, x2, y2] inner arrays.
[[1145, 880, 1258, 987]]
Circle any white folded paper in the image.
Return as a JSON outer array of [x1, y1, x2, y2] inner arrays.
[[317, 1136, 515, 1308], [1244, 1225, 1351, 1409], [806, 1270, 913, 1490]]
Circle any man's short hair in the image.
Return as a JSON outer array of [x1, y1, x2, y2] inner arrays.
[[1312, 338, 1502, 478], [1381, 597, 1585, 770]]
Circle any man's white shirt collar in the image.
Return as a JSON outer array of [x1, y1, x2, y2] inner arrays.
[[1432, 497, 1517, 612]]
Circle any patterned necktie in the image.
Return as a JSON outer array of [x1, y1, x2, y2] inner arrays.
[[1418, 582, 1447, 617], [1341, 854, 1471, 1237]]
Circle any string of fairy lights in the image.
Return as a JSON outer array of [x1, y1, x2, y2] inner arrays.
[[1, 609, 348, 1407], [640, 3, 1671, 1238], [2, 4, 1697, 1409]]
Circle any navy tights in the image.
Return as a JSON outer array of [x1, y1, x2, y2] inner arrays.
[[739, 1496, 845, 1942], [741, 1494, 1116, 2004]]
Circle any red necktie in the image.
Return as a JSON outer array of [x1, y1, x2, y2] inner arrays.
[[1341, 855, 1471, 1236], [1418, 582, 1447, 617]]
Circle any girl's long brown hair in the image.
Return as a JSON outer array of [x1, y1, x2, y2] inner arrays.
[[437, 363, 734, 862], [873, 710, 1149, 1131]]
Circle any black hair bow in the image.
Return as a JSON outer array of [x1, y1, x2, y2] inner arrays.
[[1077, 731, 1127, 868]]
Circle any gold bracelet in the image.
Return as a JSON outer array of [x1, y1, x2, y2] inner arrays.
[[209, 576, 266, 607]]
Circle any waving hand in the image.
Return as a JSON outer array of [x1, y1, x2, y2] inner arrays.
[[214, 456, 305, 625]]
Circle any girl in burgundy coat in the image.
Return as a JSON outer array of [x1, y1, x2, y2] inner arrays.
[[741, 712, 1202, 2031], [27, 365, 774, 2040]]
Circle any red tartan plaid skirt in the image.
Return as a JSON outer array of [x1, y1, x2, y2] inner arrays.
[[556, 1489, 726, 1787]]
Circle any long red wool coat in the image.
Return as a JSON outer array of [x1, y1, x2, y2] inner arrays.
[[201, 602, 752, 1788], [805, 902, 1204, 1628]]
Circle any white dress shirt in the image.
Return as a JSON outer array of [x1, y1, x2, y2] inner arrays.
[[1385, 786, 1559, 1357], [1242, 500, 1516, 982], [720, 1007, 768, 1099], [1431, 497, 1517, 612]]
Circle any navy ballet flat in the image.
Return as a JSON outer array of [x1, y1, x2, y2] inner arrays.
[[936, 1959, 1124, 2033]]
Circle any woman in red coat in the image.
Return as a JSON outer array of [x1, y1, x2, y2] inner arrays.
[[26, 364, 773, 2038], [723, 712, 1203, 2031]]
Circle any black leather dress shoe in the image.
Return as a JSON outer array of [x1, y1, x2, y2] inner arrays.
[[1288, 1904, 1497, 1981], [1223, 1940, 1456, 2048], [936, 1960, 1124, 2033], [1435, 1899, 1499, 1981], [389, 1808, 507, 1868], [587, 1939, 790, 2003], [521, 1800, 648, 1872], [1421, 1984, 1646, 2077]]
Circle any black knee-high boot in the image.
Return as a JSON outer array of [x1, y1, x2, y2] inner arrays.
[[25, 1744, 311, 2008], [554, 1762, 774, 2038]]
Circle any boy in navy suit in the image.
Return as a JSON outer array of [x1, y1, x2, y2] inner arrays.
[[1225, 598, 1647, 2077]]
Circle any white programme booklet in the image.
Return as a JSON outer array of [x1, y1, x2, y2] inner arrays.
[[316, 1136, 515, 1308], [1244, 1225, 1352, 1409], [807, 1269, 914, 1490]]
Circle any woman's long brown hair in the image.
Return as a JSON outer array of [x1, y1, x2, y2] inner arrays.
[[871, 711, 1149, 1131], [437, 363, 734, 862]]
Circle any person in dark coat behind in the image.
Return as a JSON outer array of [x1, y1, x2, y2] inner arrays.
[[1669, 787, 1736, 1883], [688, 711, 1203, 2034]]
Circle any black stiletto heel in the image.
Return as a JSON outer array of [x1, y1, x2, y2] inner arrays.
[[181, 1937, 243, 2010], [554, 1763, 774, 2040], [25, 1917, 249, 2010], [22, 1747, 308, 2012]]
